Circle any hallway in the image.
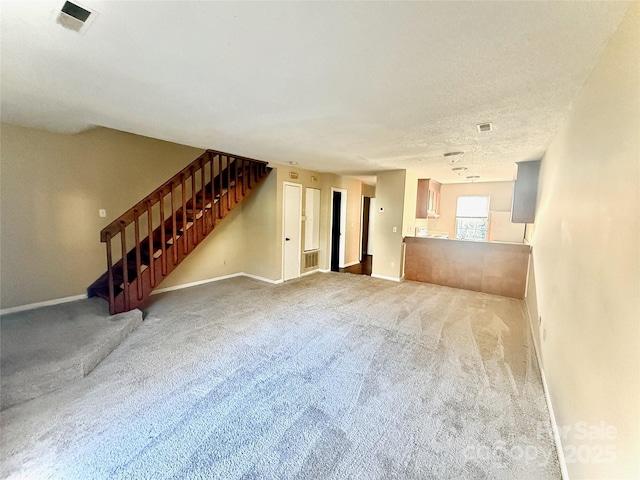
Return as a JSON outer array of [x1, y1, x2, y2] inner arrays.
[[338, 255, 372, 276]]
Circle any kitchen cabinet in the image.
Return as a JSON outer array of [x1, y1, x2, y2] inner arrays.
[[416, 179, 441, 218], [511, 160, 541, 223]]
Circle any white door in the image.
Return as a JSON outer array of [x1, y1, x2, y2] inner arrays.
[[283, 183, 302, 281]]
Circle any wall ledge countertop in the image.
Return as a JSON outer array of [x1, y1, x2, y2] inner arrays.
[[404, 235, 531, 248]]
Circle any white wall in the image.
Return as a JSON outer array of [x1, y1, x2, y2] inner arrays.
[[527, 4, 639, 479]]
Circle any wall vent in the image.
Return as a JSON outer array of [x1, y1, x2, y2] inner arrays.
[[477, 122, 493, 133], [56, 1, 96, 33], [61, 1, 91, 22], [304, 250, 319, 270]]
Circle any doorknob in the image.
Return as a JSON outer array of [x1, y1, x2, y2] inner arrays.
[[285, 237, 290, 241]]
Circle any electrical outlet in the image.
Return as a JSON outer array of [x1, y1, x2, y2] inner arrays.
[[99, 209, 106, 218]]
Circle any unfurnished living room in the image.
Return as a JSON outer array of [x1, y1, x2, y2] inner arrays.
[[0, 2, 638, 480]]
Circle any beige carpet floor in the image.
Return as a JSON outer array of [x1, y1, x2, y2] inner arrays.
[[1, 273, 560, 479]]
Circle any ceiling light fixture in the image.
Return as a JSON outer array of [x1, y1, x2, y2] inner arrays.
[[476, 122, 493, 133], [444, 151, 464, 164]]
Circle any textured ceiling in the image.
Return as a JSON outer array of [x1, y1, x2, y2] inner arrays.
[[0, 1, 629, 183]]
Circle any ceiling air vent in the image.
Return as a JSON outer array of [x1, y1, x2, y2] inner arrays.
[[57, 1, 96, 33], [477, 122, 493, 133]]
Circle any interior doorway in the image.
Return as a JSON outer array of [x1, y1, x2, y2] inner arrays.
[[361, 196, 371, 262], [282, 182, 302, 281], [330, 188, 347, 272]]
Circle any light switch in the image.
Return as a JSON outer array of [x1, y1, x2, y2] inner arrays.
[[392, 226, 397, 233], [99, 209, 107, 218]]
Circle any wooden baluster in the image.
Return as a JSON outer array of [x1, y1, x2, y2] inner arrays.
[[200, 157, 206, 238], [147, 200, 155, 288], [159, 190, 167, 275], [248, 161, 252, 189], [233, 157, 238, 204], [181, 173, 188, 253], [255, 161, 259, 183], [171, 183, 178, 265], [191, 166, 198, 245], [241, 158, 246, 196], [120, 221, 130, 311], [227, 156, 231, 211], [134, 209, 142, 301], [209, 152, 215, 229], [106, 233, 115, 315], [218, 154, 223, 219]]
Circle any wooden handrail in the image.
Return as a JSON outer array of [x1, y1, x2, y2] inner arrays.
[[100, 149, 268, 242], [89, 147, 272, 314]]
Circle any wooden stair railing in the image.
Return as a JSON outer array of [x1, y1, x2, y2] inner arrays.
[[88, 150, 271, 314]]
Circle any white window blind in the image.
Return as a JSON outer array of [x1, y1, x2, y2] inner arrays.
[[456, 196, 490, 218]]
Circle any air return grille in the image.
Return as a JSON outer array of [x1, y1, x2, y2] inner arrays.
[[304, 251, 319, 270]]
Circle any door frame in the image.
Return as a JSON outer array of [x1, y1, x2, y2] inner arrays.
[[329, 187, 347, 269], [359, 195, 372, 262], [282, 181, 303, 281]]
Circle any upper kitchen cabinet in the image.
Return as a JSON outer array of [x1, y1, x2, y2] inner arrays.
[[511, 160, 541, 223], [416, 179, 442, 218]]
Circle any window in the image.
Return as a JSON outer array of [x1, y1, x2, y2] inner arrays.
[[455, 196, 490, 241]]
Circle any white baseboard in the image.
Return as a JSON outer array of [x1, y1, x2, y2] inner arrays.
[[319, 268, 331, 273], [241, 272, 283, 285], [156, 272, 283, 293], [2, 272, 284, 314], [524, 302, 569, 480], [301, 269, 320, 277], [151, 273, 244, 295], [371, 273, 402, 282], [0, 294, 88, 316]]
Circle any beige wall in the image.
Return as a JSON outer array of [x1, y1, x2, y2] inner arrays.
[[319, 173, 364, 269], [527, 4, 639, 479], [427, 181, 515, 238], [0, 124, 210, 308], [402, 169, 432, 237], [0, 125, 368, 308], [362, 183, 376, 198], [371, 170, 406, 280]]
